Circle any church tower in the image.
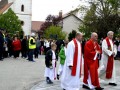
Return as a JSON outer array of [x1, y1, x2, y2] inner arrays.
[[8, 0, 32, 35]]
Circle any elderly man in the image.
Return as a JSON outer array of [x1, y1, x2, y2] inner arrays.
[[100, 31, 117, 86], [61, 32, 83, 90], [83, 32, 103, 90]]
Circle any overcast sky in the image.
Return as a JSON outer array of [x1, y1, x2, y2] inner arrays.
[[32, 0, 81, 21]]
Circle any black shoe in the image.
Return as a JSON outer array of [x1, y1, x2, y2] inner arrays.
[[47, 80, 53, 84], [95, 87, 104, 90], [29, 60, 35, 62], [82, 84, 90, 89], [63, 89, 66, 90], [46, 77, 49, 82], [109, 83, 117, 86], [46, 77, 53, 84], [57, 74, 59, 80], [31, 60, 35, 62]]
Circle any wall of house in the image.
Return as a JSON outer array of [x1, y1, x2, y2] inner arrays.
[[62, 15, 81, 34]]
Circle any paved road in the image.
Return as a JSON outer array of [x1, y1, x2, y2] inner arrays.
[[0, 56, 45, 90], [0, 56, 120, 90]]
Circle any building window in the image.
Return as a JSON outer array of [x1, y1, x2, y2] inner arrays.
[[21, 21, 24, 26], [21, 5, 24, 12]]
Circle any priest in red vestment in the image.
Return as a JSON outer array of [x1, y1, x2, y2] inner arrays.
[[83, 32, 104, 90]]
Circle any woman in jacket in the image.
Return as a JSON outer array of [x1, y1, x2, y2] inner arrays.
[[12, 36, 21, 58]]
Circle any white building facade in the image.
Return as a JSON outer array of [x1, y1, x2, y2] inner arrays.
[[62, 14, 82, 34], [9, 0, 32, 35]]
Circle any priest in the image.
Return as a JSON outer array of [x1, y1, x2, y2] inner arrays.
[[83, 32, 104, 90], [100, 31, 117, 86], [61, 32, 83, 90]]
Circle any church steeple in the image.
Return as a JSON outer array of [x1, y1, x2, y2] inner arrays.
[[8, 0, 32, 35]]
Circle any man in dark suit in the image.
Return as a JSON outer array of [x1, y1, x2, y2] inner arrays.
[[0, 28, 4, 61]]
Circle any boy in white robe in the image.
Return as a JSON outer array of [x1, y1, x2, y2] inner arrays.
[[44, 43, 58, 84]]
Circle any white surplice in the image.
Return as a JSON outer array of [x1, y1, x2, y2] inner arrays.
[[44, 50, 56, 81], [99, 39, 117, 83], [61, 40, 82, 90]]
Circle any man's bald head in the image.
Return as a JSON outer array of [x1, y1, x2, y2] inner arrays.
[[91, 32, 98, 41], [75, 32, 83, 42], [76, 32, 83, 37], [107, 31, 114, 39]]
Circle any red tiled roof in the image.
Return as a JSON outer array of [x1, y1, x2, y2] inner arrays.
[[32, 21, 44, 32], [0, 2, 13, 14]]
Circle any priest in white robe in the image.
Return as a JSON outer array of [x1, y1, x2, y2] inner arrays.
[[100, 31, 117, 86], [61, 32, 83, 90]]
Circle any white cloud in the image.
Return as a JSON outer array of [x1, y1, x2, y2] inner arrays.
[[32, 0, 80, 21]]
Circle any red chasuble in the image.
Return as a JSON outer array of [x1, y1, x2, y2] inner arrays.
[[71, 39, 82, 77], [83, 39, 101, 87], [105, 37, 114, 79]]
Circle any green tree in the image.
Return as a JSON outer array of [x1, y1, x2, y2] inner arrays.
[[0, 8, 22, 35], [44, 25, 66, 40], [79, 25, 91, 39], [79, 0, 120, 39]]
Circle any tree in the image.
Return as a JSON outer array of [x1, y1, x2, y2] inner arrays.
[[0, 8, 22, 35], [79, 25, 91, 39], [40, 14, 62, 31], [44, 25, 66, 40], [79, 0, 120, 39]]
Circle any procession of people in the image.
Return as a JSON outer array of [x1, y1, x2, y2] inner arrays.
[[0, 27, 120, 90], [44, 31, 120, 90]]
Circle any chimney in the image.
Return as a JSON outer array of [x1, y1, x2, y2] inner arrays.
[[59, 10, 62, 18]]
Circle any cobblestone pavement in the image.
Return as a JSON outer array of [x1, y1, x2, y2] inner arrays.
[[31, 60, 120, 90], [31, 77, 120, 90]]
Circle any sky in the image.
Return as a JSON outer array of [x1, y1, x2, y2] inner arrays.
[[32, 0, 81, 21]]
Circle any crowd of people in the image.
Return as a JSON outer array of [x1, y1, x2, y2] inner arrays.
[[0, 28, 64, 61], [44, 31, 120, 90]]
